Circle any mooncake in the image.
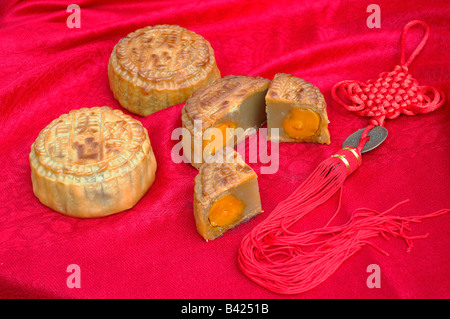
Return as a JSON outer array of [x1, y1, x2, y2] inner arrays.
[[193, 151, 262, 241], [108, 24, 221, 116], [182, 75, 270, 169], [29, 106, 157, 218], [266, 73, 330, 144]]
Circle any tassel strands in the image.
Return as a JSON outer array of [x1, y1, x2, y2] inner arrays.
[[239, 189, 449, 294], [238, 20, 448, 295], [238, 148, 362, 294]]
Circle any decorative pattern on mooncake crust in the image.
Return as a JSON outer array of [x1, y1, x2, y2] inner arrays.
[[108, 24, 220, 116], [30, 106, 157, 218]]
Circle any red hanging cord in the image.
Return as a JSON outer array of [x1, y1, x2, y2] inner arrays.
[[331, 20, 445, 128], [238, 20, 448, 295]]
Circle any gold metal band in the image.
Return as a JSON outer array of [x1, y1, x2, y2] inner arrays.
[[342, 147, 361, 166], [331, 154, 351, 175]]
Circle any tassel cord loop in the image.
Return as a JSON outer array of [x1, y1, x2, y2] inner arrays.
[[238, 20, 448, 295]]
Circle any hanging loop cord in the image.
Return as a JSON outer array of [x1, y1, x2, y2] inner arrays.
[[331, 20, 445, 130], [238, 20, 448, 295]]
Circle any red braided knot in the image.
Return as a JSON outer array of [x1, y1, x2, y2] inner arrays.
[[238, 20, 449, 295], [332, 20, 445, 128]]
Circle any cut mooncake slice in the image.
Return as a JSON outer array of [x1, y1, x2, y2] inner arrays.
[[29, 106, 157, 218], [266, 73, 330, 144], [182, 75, 270, 169], [108, 24, 220, 116], [193, 151, 262, 241]]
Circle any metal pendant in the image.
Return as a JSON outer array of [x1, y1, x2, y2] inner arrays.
[[342, 126, 388, 153]]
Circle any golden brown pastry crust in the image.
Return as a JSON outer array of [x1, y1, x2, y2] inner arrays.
[[266, 73, 331, 144], [184, 75, 270, 130], [29, 106, 157, 218], [195, 155, 256, 204], [193, 152, 261, 241], [181, 75, 270, 168], [108, 24, 221, 116]]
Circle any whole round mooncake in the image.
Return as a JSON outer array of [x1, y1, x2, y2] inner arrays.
[[29, 106, 157, 218], [108, 24, 221, 116]]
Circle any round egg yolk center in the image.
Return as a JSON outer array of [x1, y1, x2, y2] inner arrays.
[[282, 108, 320, 139], [208, 194, 245, 227], [203, 122, 237, 155]]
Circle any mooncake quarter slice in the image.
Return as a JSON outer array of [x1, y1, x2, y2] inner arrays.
[[29, 106, 157, 218], [108, 24, 221, 116], [193, 152, 262, 241], [266, 73, 330, 144], [182, 75, 270, 169]]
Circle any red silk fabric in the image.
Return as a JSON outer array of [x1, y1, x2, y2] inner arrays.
[[0, 0, 449, 298]]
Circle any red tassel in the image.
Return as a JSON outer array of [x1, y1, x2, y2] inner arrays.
[[238, 144, 450, 294], [238, 20, 448, 295], [238, 147, 363, 294], [238, 179, 449, 294], [238, 122, 449, 296]]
